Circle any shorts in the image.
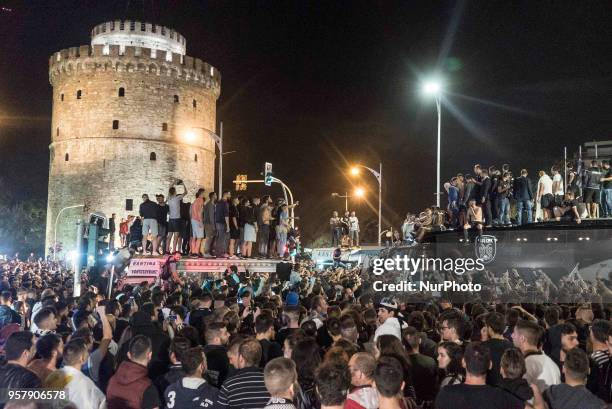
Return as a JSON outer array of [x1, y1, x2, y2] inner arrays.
[[168, 218, 183, 233], [142, 218, 158, 236], [191, 219, 204, 239], [584, 188, 599, 204], [230, 227, 240, 240], [541, 193, 555, 209], [158, 224, 167, 237]]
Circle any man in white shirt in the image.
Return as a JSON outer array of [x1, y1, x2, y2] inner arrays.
[[512, 320, 560, 392], [46, 339, 106, 409], [348, 211, 360, 248]]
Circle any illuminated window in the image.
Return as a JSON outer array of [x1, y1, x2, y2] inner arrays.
[[112, 120, 119, 129]]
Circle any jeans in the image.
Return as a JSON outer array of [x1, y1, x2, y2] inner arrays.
[[603, 189, 612, 217], [332, 228, 342, 247], [482, 200, 492, 226], [516, 199, 533, 225], [499, 197, 510, 225], [215, 223, 228, 255], [277, 228, 287, 257], [258, 224, 270, 256]]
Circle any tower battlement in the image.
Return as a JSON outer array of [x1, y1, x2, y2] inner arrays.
[[91, 20, 186, 55], [49, 44, 220, 95]]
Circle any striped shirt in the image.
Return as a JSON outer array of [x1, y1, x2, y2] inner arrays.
[[591, 349, 610, 368], [217, 367, 270, 409]]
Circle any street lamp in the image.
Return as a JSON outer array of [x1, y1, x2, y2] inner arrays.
[[349, 163, 382, 246], [52, 204, 85, 260], [188, 121, 224, 195], [422, 79, 443, 208], [331, 188, 365, 212]]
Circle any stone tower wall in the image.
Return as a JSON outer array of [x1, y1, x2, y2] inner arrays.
[[46, 43, 221, 253]]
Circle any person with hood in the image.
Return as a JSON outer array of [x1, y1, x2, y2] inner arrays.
[[547, 322, 579, 372], [107, 335, 161, 409], [498, 348, 534, 403], [164, 346, 219, 409], [374, 298, 402, 341], [117, 309, 171, 380], [544, 348, 607, 409]]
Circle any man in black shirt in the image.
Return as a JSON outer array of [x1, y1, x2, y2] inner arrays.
[[0, 331, 41, 397], [203, 322, 231, 388], [482, 312, 514, 386], [479, 169, 493, 227], [156, 195, 169, 255], [513, 169, 534, 225], [256, 314, 283, 368], [436, 342, 532, 409], [139, 194, 159, 255], [601, 160, 612, 218], [404, 327, 438, 403]]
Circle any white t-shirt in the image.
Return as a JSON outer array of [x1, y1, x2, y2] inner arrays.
[[349, 216, 359, 231], [538, 174, 553, 196], [552, 173, 564, 195], [524, 352, 561, 392], [167, 195, 184, 219], [54, 366, 106, 409]]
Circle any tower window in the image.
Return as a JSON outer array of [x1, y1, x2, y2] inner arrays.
[[120, 22, 124, 30], [141, 23, 146, 31], [130, 21, 135, 31], [192, 99, 197, 108], [118, 87, 125, 97], [194, 154, 198, 162], [162, 123, 168, 131], [65, 153, 69, 161], [150, 152, 157, 161], [76, 90, 82, 99], [173, 95, 179, 103], [56, 127, 59, 136], [125, 199, 133, 211], [60, 93, 64, 101], [112, 120, 119, 129]]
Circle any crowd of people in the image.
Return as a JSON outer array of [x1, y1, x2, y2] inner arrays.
[[0, 253, 611, 409], [396, 160, 611, 244], [113, 180, 300, 260]]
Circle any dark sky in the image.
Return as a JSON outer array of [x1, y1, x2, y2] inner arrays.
[[0, 0, 610, 245]]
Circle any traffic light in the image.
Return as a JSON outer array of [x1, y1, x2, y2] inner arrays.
[[264, 162, 273, 186], [234, 174, 248, 191]]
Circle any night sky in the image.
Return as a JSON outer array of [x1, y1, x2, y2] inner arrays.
[[0, 1, 610, 245]]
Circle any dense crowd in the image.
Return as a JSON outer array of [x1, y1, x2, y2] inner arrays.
[[0, 254, 611, 409], [110, 180, 299, 260], [395, 160, 612, 244]]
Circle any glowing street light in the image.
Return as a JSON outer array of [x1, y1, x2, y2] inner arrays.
[[421, 78, 444, 207], [349, 163, 382, 246], [354, 187, 365, 198], [188, 122, 224, 194]]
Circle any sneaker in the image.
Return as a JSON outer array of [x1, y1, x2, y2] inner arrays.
[[217, 254, 230, 259], [203, 253, 214, 258]]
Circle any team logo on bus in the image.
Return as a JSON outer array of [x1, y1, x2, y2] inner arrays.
[[475, 235, 497, 264]]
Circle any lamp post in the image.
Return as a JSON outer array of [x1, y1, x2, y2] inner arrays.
[[350, 164, 382, 246], [53, 204, 85, 260], [189, 121, 223, 194], [422, 80, 443, 208], [331, 188, 364, 212]]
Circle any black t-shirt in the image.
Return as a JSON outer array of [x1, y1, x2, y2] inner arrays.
[[203, 344, 230, 388], [483, 338, 514, 386], [275, 327, 300, 348], [156, 204, 169, 226], [229, 205, 239, 230], [435, 384, 524, 409], [603, 169, 612, 190], [259, 339, 283, 368], [141, 383, 161, 409]]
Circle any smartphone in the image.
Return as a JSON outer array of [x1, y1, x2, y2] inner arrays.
[[168, 314, 177, 322]]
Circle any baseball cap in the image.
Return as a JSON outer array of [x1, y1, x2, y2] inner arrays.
[[285, 291, 299, 307], [378, 297, 398, 311]]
